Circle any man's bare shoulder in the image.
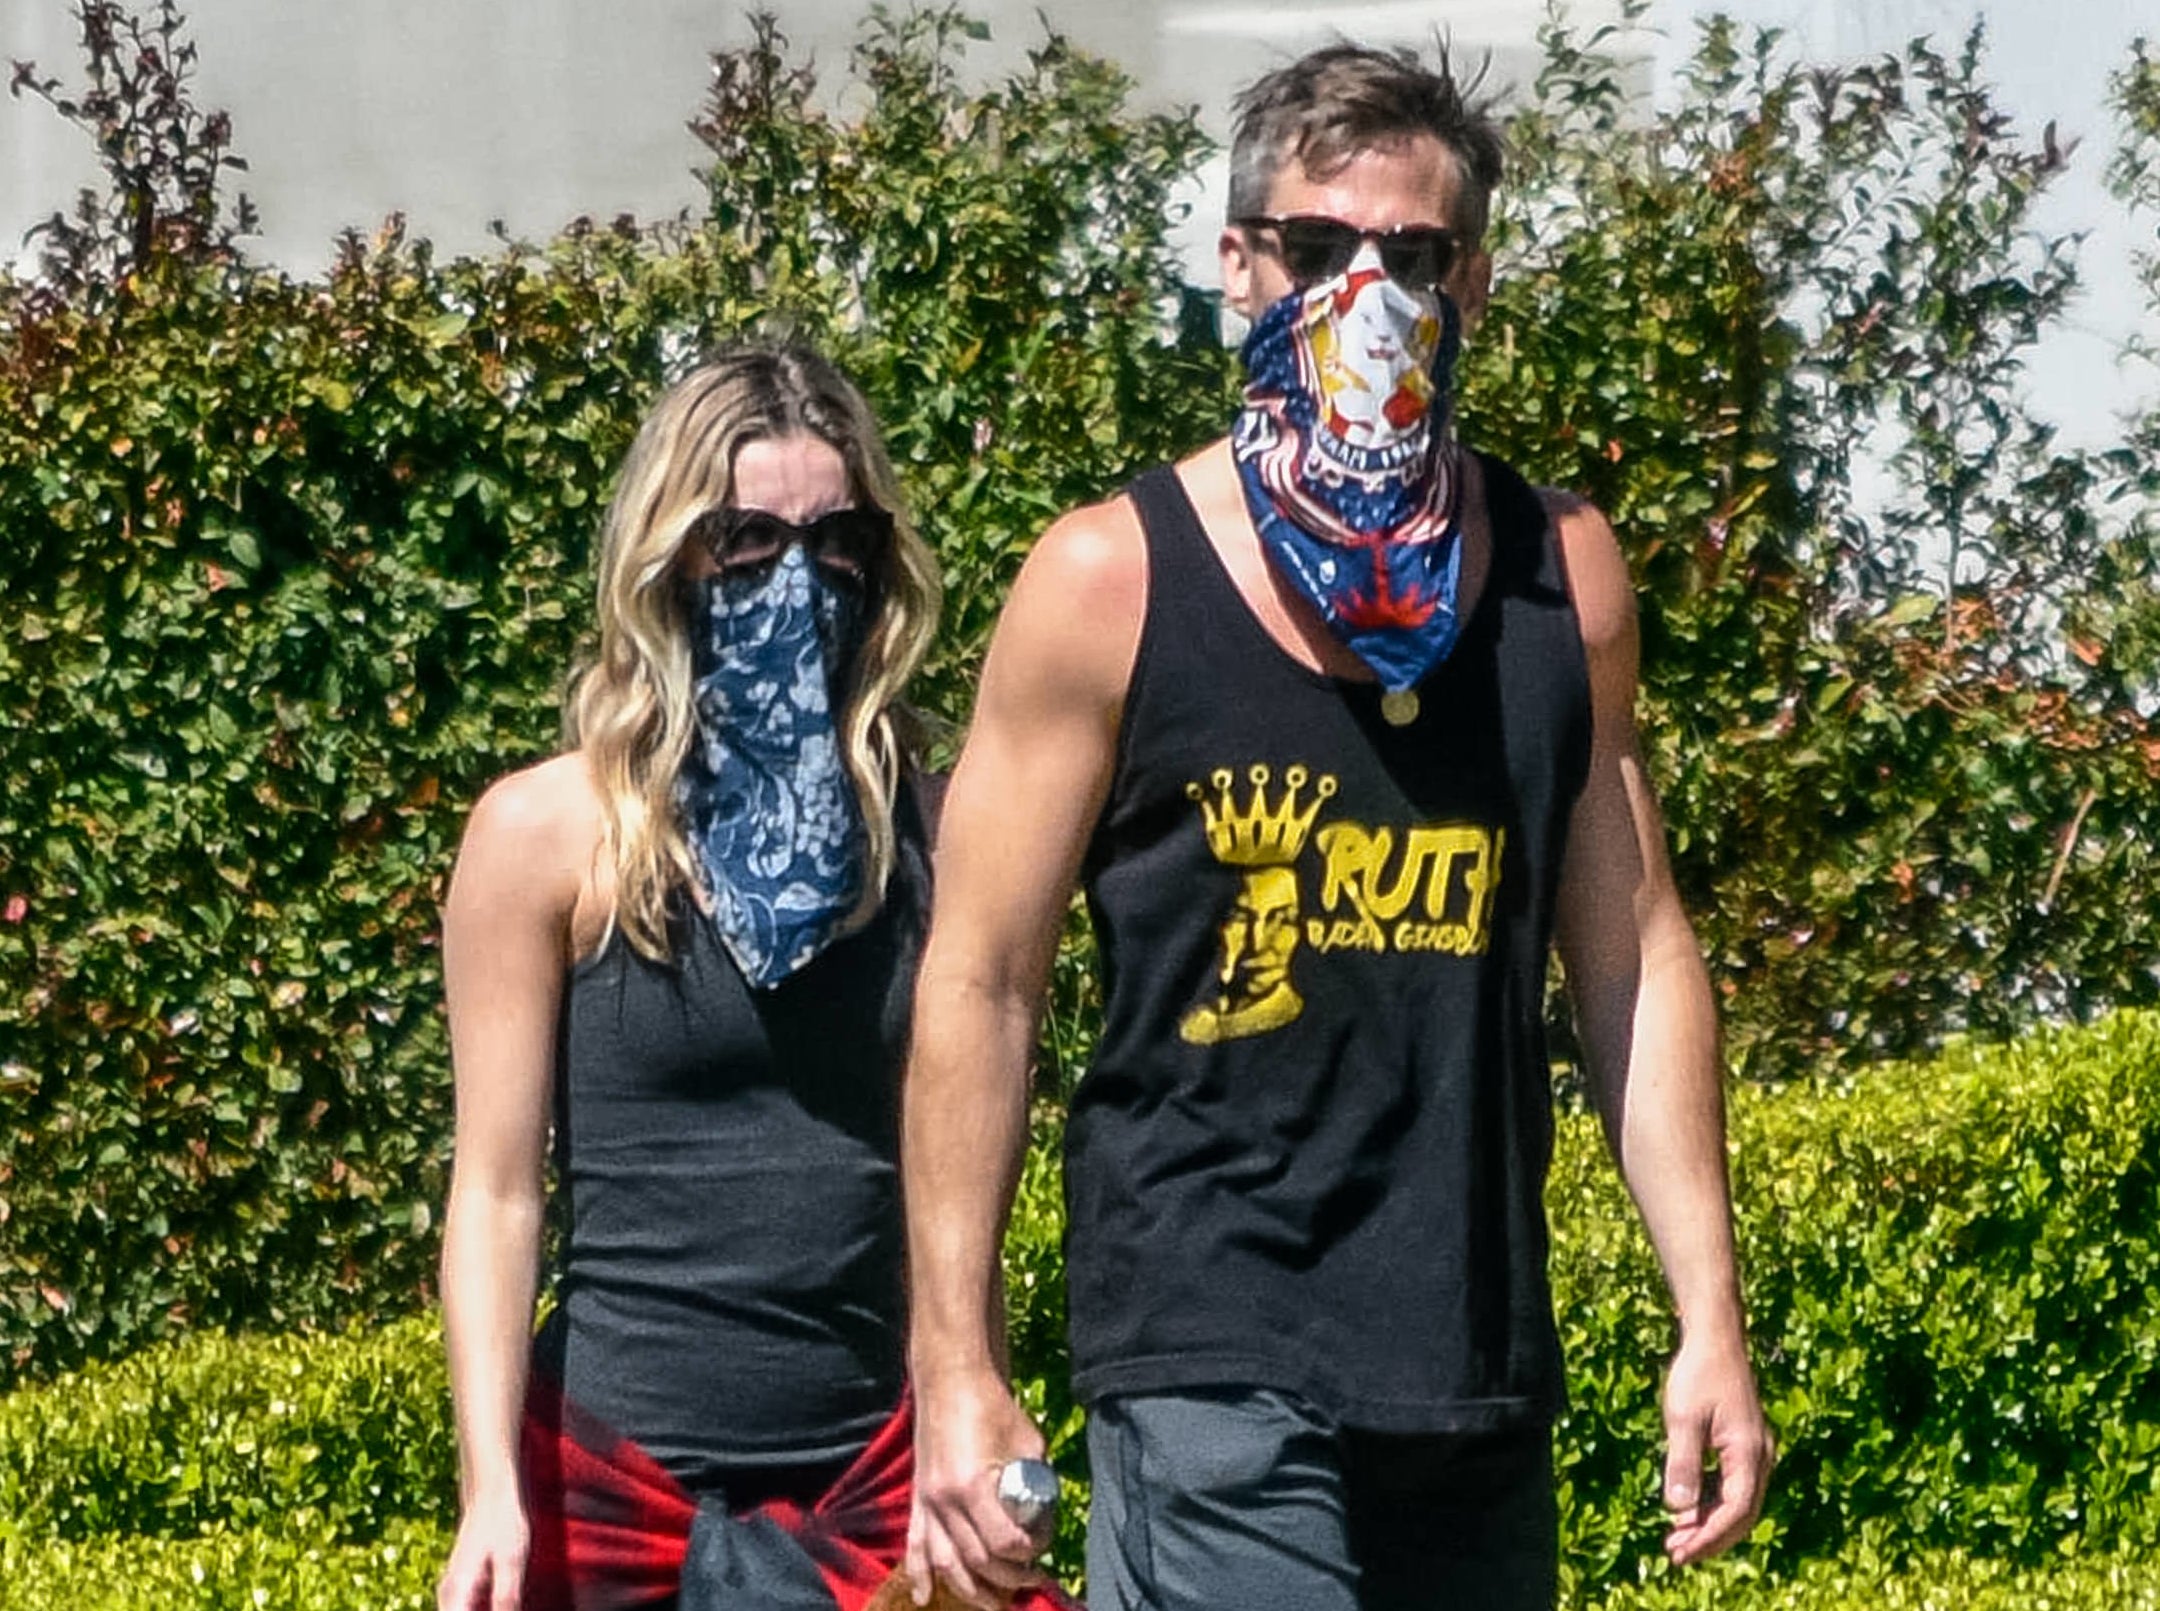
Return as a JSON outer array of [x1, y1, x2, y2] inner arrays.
[[1537, 486, 1636, 658], [985, 489, 1151, 714], [1018, 490, 1148, 619]]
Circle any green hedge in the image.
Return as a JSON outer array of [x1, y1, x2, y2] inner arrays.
[[0, 1015, 2154, 1603], [10, 0, 2160, 1397], [0, 1313, 451, 1541], [1, 1526, 2151, 1611], [1547, 1010, 2160, 1595], [1009, 1012, 2160, 1595], [1589, 1544, 2160, 1611], [0, 1520, 445, 1611], [0, 9, 1226, 1387]]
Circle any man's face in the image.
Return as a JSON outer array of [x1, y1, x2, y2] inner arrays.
[[1219, 867, 1301, 997], [1222, 133, 1492, 329]]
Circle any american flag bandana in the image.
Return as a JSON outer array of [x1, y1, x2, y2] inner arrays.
[[1232, 254, 1469, 697]]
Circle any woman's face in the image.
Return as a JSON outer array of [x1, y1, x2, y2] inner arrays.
[[679, 433, 853, 582]]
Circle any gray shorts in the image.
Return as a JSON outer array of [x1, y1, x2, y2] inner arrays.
[[1085, 1387, 1557, 1611]]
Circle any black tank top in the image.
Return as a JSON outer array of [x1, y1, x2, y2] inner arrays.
[[1067, 454, 1590, 1433], [534, 813, 926, 1496]]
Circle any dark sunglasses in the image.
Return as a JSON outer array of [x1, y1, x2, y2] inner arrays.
[[1236, 214, 1459, 293], [690, 504, 893, 579]]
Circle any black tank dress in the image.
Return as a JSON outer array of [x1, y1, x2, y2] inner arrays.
[[533, 815, 927, 1499]]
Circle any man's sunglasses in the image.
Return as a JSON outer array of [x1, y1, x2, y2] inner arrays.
[[690, 504, 893, 580], [1236, 214, 1459, 293]]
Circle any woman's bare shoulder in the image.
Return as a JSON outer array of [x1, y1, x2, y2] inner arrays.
[[452, 751, 609, 933], [465, 751, 603, 849]]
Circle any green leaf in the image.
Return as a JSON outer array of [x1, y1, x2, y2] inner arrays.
[[1883, 593, 1942, 628], [419, 311, 470, 345]]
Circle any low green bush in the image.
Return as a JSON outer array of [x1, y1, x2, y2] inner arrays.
[[1588, 1543, 2160, 1610], [0, 1313, 451, 1542], [0, 1518, 445, 1611], [5, 1014, 2152, 1605], [1550, 1011, 2160, 1592], [1003, 1012, 2160, 1596]]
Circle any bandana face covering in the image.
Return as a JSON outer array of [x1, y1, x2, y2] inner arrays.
[[1232, 243, 1468, 720], [678, 542, 870, 988]]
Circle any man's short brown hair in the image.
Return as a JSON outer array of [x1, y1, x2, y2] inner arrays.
[[1228, 43, 1505, 244]]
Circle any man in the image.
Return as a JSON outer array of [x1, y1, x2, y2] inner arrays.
[[902, 43, 1771, 1611]]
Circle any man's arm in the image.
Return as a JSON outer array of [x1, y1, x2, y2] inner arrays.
[[902, 500, 1145, 1608], [1548, 492, 1772, 1567]]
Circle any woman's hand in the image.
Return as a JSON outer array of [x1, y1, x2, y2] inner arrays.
[[438, 1486, 531, 1611]]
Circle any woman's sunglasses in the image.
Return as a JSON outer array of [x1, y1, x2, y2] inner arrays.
[[691, 504, 893, 580], [1236, 214, 1459, 293]]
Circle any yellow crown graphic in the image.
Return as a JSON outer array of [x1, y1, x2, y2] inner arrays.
[[1186, 764, 1338, 868]]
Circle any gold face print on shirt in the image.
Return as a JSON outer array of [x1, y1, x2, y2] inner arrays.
[[1180, 765, 1336, 1045], [1175, 762, 1509, 1047]]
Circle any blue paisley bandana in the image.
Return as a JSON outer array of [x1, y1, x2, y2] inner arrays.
[[679, 543, 869, 989], [1232, 247, 1468, 694]]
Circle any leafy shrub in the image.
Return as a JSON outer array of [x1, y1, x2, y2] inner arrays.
[[1004, 1102, 1086, 1585], [5, 0, 2160, 1445], [0, 1519, 445, 1611], [1549, 1011, 2160, 1596], [1587, 1543, 2160, 1611], [0, 1313, 452, 1541], [1469, 8, 2160, 1080], [0, 4, 1223, 1385], [688, 9, 1233, 719]]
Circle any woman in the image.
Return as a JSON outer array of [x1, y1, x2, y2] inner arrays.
[[436, 344, 1020, 1611]]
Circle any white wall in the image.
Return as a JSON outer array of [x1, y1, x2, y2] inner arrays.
[[0, 1, 1610, 276], [1650, 0, 2156, 447], [0, 1, 1169, 274], [1, 1, 2147, 443]]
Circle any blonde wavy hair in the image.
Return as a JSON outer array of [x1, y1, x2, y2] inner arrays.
[[566, 344, 941, 963]]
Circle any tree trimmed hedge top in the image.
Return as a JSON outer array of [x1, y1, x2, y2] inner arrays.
[[0, 4, 1228, 1385]]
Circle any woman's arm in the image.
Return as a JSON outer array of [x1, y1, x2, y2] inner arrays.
[[436, 756, 596, 1611]]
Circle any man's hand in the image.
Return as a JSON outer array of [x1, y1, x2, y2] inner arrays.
[[906, 1368, 1049, 1609], [1660, 1325, 1772, 1566]]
